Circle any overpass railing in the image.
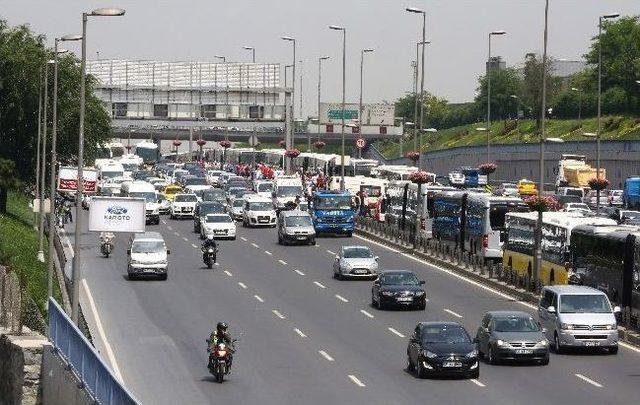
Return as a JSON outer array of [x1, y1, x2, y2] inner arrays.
[[48, 298, 139, 405]]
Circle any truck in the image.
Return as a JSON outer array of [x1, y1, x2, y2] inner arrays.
[[311, 191, 356, 236], [623, 177, 640, 209], [121, 180, 161, 224], [273, 175, 304, 211], [555, 154, 605, 190]]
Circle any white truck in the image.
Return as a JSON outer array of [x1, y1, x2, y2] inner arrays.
[[96, 160, 125, 183], [121, 180, 161, 224], [273, 175, 304, 211]]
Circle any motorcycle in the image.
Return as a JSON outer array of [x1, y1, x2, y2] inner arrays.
[[100, 234, 114, 258], [206, 339, 237, 383], [202, 246, 217, 269]]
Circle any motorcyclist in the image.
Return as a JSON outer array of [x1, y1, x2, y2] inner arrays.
[[201, 234, 218, 263], [208, 322, 234, 369]]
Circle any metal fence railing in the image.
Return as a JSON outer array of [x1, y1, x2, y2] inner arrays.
[[0, 265, 23, 334], [48, 298, 139, 405]]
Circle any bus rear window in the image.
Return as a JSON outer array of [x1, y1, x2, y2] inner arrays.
[[490, 204, 528, 230]]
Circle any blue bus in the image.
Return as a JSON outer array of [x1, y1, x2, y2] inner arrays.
[[624, 177, 640, 210], [432, 191, 468, 251], [311, 191, 355, 236]]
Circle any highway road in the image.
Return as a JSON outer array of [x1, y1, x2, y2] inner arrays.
[[65, 212, 640, 405]]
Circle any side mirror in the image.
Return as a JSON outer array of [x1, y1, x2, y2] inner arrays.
[[167, 250, 171, 255], [613, 306, 621, 313], [374, 256, 379, 261], [419, 280, 425, 285], [541, 327, 548, 334], [547, 306, 556, 314], [126, 249, 131, 255]]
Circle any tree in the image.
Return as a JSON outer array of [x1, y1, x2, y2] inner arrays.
[[0, 19, 112, 190], [474, 68, 522, 121], [521, 55, 562, 129], [0, 159, 21, 213]]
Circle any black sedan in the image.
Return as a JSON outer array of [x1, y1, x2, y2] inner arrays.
[[371, 270, 426, 310], [407, 322, 479, 379]]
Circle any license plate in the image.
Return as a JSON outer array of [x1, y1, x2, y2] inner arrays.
[[585, 341, 600, 347], [144, 268, 156, 273], [353, 270, 367, 274], [442, 362, 462, 368], [296, 236, 307, 240], [397, 297, 413, 302], [515, 349, 533, 354]]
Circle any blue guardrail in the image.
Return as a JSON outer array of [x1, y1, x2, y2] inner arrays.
[[48, 298, 138, 405]]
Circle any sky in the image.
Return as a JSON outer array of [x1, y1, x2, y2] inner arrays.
[[1, 0, 638, 117]]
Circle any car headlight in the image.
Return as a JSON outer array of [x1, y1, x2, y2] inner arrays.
[[537, 339, 549, 346], [605, 323, 617, 330], [561, 323, 574, 330], [414, 291, 425, 296], [343, 262, 353, 270], [316, 217, 323, 223], [466, 349, 478, 358], [496, 339, 507, 347], [380, 291, 394, 296], [422, 350, 438, 359]]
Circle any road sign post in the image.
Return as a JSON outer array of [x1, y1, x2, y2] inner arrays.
[[355, 137, 366, 158]]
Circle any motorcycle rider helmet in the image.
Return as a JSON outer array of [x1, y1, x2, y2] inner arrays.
[[207, 234, 214, 241], [216, 322, 228, 334]]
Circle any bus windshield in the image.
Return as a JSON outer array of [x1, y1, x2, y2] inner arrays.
[[314, 196, 353, 210], [277, 186, 302, 197]]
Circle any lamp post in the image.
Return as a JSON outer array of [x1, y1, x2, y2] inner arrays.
[[34, 68, 43, 229], [48, 37, 76, 300], [317, 56, 329, 145], [486, 30, 506, 163], [402, 122, 414, 158], [358, 48, 374, 136], [72, 7, 125, 325], [242, 46, 257, 105], [213, 55, 228, 115], [406, 7, 427, 156], [596, 12, 620, 215], [419, 128, 437, 170], [299, 60, 303, 123], [281, 36, 296, 119], [571, 87, 582, 125], [37, 60, 52, 263], [329, 25, 346, 191]]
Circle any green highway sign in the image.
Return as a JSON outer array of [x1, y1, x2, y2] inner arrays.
[[328, 109, 358, 120]]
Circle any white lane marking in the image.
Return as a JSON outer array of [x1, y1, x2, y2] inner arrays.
[[470, 379, 486, 388], [215, 262, 220, 266], [173, 231, 180, 236], [166, 225, 172, 230], [251, 243, 259, 248], [161, 220, 167, 225], [444, 308, 463, 318], [318, 350, 334, 362], [348, 375, 366, 387], [313, 281, 326, 289], [191, 243, 198, 249], [224, 270, 233, 277], [326, 250, 336, 255], [294, 328, 307, 338], [182, 236, 188, 242], [254, 295, 264, 303], [335, 294, 349, 303], [278, 259, 288, 265], [240, 236, 247, 241], [294, 269, 305, 276], [360, 309, 374, 319], [575, 373, 603, 388], [264, 250, 272, 256], [81, 279, 124, 383], [388, 327, 405, 338], [238, 282, 247, 289], [272, 309, 286, 319]]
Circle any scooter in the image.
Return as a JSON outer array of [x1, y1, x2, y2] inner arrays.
[[203, 247, 217, 269], [100, 234, 114, 258]]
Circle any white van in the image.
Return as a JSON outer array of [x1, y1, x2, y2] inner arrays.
[[121, 180, 161, 224], [127, 231, 170, 280], [242, 195, 277, 227], [97, 160, 124, 182]]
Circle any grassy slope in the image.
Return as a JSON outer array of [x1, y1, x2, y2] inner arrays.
[[374, 115, 640, 159], [0, 192, 59, 316]]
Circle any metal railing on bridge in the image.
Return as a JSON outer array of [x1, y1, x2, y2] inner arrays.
[[48, 298, 139, 405]]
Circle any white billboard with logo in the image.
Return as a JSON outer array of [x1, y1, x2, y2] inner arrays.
[[88, 197, 146, 233]]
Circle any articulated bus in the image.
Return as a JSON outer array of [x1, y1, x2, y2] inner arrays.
[[503, 212, 616, 285], [372, 165, 419, 181], [571, 224, 640, 327]]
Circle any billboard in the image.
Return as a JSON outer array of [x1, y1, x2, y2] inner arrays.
[[88, 197, 146, 233], [57, 166, 98, 193], [320, 103, 395, 126]]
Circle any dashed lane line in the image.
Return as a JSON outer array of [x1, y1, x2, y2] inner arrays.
[[264, 250, 273, 256], [326, 249, 336, 255], [223, 270, 233, 277], [238, 282, 247, 289], [254, 295, 264, 303], [251, 243, 259, 248], [182, 236, 188, 242], [313, 281, 326, 289], [444, 308, 463, 318], [575, 374, 603, 388], [470, 379, 486, 388], [166, 225, 172, 230], [278, 259, 288, 265], [388, 327, 405, 338], [360, 309, 374, 319], [294, 269, 305, 276], [348, 375, 366, 387], [335, 294, 349, 303], [240, 236, 247, 241], [191, 243, 198, 249], [294, 328, 307, 338], [318, 350, 334, 362], [272, 309, 286, 319], [161, 220, 167, 225], [173, 231, 180, 236]]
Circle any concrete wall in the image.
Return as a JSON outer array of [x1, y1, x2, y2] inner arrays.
[[372, 140, 640, 189], [0, 328, 49, 405], [41, 349, 93, 405]]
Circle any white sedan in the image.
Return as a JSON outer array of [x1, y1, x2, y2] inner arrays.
[[170, 193, 198, 219], [200, 213, 237, 240]]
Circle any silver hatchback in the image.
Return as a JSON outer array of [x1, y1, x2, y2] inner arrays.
[[333, 245, 379, 280]]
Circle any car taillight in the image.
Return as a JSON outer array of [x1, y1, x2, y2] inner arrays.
[[482, 235, 489, 248]]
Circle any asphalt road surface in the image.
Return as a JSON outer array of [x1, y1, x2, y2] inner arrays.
[[65, 212, 640, 405]]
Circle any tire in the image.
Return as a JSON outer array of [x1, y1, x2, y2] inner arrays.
[[207, 261, 212, 269], [346, 231, 353, 237], [468, 369, 480, 379], [487, 345, 497, 364], [128, 273, 136, 281], [554, 333, 564, 354], [416, 301, 426, 311], [608, 346, 618, 355], [336, 272, 343, 280], [371, 292, 377, 308], [406, 355, 415, 372], [416, 358, 428, 378], [278, 234, 283, 245], [159, 273, 168, 281], [309, 238, 316, 246], [540, 357, 550, 365]]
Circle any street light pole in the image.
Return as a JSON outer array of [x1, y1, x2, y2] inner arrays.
[[281, 36, 296, 146], [299, 60, 303, 124], [37, 62, 50, 263], [359, 48, 374, 156], [72, 7, 125, 325], [243, 46, 257, 105], [596, 13, 619, 215], [415, 41, 429, 169], [317, 56, 329, 145], [34, 68, 43, 230], [571, 87, 582, 125], [487, 30, 506, 164], [329, 25, 346, 191]]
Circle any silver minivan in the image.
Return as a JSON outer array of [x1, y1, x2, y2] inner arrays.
[[538, 285, 620, 354], [277, 210, 316, 245], [127, 231, 170, 280]]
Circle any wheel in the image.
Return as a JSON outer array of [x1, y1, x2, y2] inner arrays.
[[540, 357, 550, 365], [487, 345, 497, 364], [231, 237, 236, 240], [207, 261, 212, 269], [278, 234, 283, 245], [159, 273, 168, 281], [346, 231, 353, 237], [242, 219, 247, 227], [553, 333, 564, 354], [406, 355, 415, 372], [608, 346, 618, 355], [416, 357, 428, 378], [336, 272, 343, 280], [371, 292, 377, 308], [468, 369, 480, 379], [416, 301, 426, 311], [309, 238, 316, 246], [128, 273, 136, 281]]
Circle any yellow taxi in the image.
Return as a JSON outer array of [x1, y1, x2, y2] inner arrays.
[[517, 179, 538, 196], [162, 185, 184, 202]]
